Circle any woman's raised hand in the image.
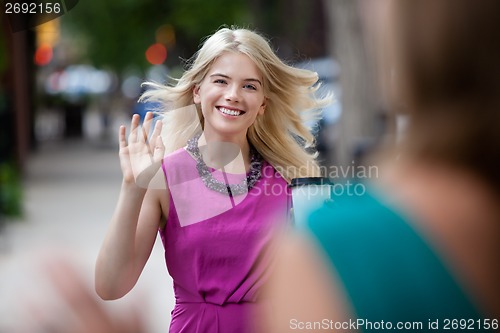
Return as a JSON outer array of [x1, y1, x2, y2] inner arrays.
[[119, 112, 165, 188]]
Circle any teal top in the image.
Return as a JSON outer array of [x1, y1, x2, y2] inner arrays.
[[306, 187, 490, 332]]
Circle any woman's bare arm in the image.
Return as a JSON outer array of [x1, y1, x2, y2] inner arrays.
[[261, 234, 352, 332], [95, 113, 166, 300]]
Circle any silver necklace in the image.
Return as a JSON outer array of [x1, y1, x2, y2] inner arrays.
[[186, 134, 263, 197]]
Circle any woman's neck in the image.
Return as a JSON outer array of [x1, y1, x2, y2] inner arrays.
[[198, 132, 251, 172]]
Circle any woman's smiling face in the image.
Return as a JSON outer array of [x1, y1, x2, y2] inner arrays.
[[193, 52, 266, 141]]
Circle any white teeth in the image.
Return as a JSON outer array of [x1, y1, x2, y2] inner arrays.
[[219, 107, 242, 116]]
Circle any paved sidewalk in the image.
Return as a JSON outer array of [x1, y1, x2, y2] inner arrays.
[[0, 139, 173, 332]]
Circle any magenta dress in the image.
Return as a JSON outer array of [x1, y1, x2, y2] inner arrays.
[[159, 148, 290, 333]]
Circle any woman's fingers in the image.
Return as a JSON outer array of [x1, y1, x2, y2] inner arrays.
[[119, 113, 165, 183], [119, 125, 127, 149], [142, 112, 154, 139], [129, 114, 140, 143], [149, 117, 163, 149], [153, 133, 165, 162], [151, 115, 162, 137]]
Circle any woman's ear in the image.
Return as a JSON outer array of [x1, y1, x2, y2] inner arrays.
[[258, 97, 267, 115], [193, 85, 201, 104]]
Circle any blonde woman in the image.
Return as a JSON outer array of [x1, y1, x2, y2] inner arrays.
[[95, 27, 328, 333]]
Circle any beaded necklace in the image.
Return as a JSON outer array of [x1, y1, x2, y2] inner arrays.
[[186, 134, 263, 197]]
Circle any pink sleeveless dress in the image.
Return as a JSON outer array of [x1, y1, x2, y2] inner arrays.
[[159, 148, 290, 333]]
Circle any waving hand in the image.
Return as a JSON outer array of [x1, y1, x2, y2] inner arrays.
[[119, 112, 165, 188]]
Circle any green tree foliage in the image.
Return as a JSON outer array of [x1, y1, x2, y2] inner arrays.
[[0, 162, 23, 217], [62, 0, 251, 73]]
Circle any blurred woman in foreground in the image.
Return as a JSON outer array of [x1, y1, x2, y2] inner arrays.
[[264, 0, 500, 331]]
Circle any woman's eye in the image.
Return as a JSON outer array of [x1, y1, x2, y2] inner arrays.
[[244, 84, 257, 90], [214, 79, 227, 84]]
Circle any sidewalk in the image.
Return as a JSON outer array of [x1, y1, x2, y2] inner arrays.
[[0, 138, 173, 332]]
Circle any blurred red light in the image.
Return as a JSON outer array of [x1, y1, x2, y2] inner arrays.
[[145, 43, 167, 65], [34, 44, 53, 66]]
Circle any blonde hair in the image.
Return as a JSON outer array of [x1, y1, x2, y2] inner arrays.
[[141, 27, 330, 182]]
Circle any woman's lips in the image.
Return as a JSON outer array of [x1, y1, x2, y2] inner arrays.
[[217, 106, 246, 117]]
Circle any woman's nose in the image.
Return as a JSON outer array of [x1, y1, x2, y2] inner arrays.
[[225, 84, 240, 102]]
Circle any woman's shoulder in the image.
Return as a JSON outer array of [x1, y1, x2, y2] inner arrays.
[[305, 183, 424, 258], [162, 147, 193, 165], [261, 160, 290, 184], [308, 184, 400, 231], [303, 183, 486, 323]]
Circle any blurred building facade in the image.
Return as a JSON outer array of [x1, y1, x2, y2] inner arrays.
[[1, 13, 35, 170]]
